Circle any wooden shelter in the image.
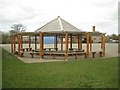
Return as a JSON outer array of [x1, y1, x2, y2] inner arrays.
[[11, 16, 106, 60]]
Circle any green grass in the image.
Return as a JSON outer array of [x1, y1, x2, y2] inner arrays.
[[2, 49, 118, 88]]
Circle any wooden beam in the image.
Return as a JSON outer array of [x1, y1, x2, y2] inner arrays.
[[18, 33, 21, 57], [86, 32, 89, 58], [61, 34, 63, 51], [35, 35, 37, 50], [70, 34, 72, 49], [40, 32, 43, 59], [65, 32, 68, 60]]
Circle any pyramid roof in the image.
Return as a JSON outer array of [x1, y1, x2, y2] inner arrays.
[[35, 16, 81, 33]]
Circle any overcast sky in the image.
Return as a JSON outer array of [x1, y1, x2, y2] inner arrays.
[[0, 0, 119, 35]]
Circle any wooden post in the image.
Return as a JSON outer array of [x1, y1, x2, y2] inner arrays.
[[102, 33, 105, 57], [55, 35, 57, 50], [78, 34, 82, 50], [61, 34, 63, 51], [42, 33, 44, 50], [54, 34, 57, 49], [80, 35, 82, 50], [18, 33, 21, 57], [35, 36, 37, 50], [11, 35, 13, 53], [28, 35, 31, 48], [40, 32, 43, 59], [65, 32, 68, 60], [90, 36, 92, 52], [101, 34, 103, 49], [78, 34, 79, 50], [86, 32, 89, 58], [118, 34, 120, 52], [70, 34, 72, 49], [54, 34, 56, 48], [13, 35, 16, 54], [21, 35, 22, 49]]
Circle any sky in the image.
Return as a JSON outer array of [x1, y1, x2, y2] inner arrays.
[[0, 0, 119, 35]]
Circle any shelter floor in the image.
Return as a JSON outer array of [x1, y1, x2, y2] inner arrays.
[[1, 43, 118, 63], [17, 52, 104, 63]]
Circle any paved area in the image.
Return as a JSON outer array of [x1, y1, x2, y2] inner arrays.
[[1, 43, 119, 63], [18, 57, 66, 63]]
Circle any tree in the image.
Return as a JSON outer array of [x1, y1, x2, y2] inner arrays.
[[1, 32, 10, 44], [11, 24, 26, 33], [110, 34, 118, 40], [9, 30, 16, 35]]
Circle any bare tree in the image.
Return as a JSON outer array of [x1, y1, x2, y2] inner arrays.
[[9, 30, 16, 35], [11, 24, 26, 33]]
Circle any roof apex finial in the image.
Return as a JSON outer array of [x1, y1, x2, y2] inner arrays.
[[57, 16, 60, 18]]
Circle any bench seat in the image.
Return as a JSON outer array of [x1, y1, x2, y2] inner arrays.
[[43, 51, 87, 59], [91, 51, 103, 58]]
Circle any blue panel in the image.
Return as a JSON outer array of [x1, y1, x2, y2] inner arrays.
[[44, 36, 54, 44], [37, 36, 58, 44]]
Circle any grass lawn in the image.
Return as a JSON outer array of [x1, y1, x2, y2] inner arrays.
[[2, 48, 118, 88]]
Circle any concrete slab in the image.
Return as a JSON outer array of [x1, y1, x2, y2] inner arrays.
[[18, 57, 67, 63], [1, 43, 119, 63]]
